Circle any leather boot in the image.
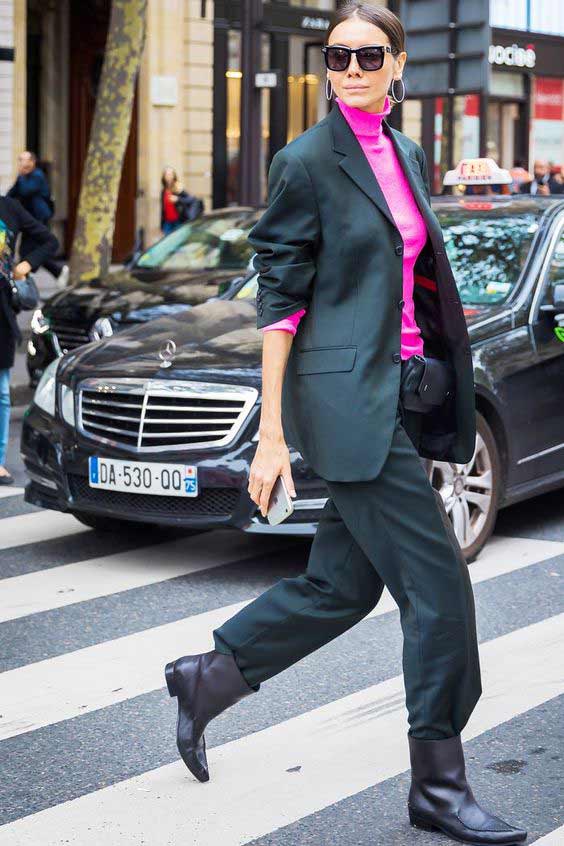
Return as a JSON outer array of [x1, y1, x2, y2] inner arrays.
[[165, 649, 257, 782], [408, 735, 527, 844]]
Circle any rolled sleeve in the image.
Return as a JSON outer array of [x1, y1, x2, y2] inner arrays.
[[249, 148, 320, 330]]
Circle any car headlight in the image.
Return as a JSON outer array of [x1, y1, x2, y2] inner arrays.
[[60, 385, 75, 426], [33, 358, 59, 416], [31, 309, 50, 335]]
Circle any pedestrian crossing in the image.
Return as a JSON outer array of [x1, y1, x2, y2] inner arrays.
[[0, 495, 563, 844], [0, 486, 25, 499], [0, 510, 86, 550]]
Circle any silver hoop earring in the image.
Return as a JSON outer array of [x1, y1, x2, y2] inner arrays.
[[390, 77, 406, 103], [325, 76, 333, 101]]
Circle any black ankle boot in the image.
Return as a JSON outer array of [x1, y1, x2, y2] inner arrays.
[[165, 649, 257, 782], [408, 735, 527, 844]]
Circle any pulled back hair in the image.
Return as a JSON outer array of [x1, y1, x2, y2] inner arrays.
[[326, 2, 405, 57]]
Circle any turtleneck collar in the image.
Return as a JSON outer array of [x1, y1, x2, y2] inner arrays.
[[335, 93, 392, 138]]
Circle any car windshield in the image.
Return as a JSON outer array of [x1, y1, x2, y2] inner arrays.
[[436, 207, 541, 305], [135, 211, 259, 271], [234, 206, 544, 308]]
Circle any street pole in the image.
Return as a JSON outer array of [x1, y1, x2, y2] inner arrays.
[[240, 0, 263, 205]]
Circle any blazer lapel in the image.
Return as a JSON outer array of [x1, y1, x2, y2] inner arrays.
[[328, 102, 397, 231], [383, 121, 445, 247], [328, 103, 443, 247]]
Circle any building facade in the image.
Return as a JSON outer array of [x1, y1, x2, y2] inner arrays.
[[0, 0, 562, 263]]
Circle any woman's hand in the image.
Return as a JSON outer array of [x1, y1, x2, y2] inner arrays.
[[248, 425, 296, 517], [14, 261, 32, 280]]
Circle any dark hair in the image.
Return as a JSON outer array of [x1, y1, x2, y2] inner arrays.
[[326, 2, 405, 56]]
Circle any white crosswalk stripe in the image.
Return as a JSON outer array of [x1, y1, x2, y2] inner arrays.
[[531, 826, 564, 844], [0, 511, 87, 551], [0, 530, 294, 622], [0, 531, 560, 740], [0, 487, 25, 499], [0, 612, 560, 845]]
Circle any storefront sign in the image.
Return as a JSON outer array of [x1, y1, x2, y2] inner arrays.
[[150, 76, 178, 106], [301, 16, 330, 31], [255, 71, 279, 89], [488, 43, 536, 68], [532, 77, 564, 166]]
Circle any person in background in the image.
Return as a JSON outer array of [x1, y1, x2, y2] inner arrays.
[[7, 151, 68, 285], [160, 167, 184, 236], [519, 159, 561, 195], [549, 164, 564, 194], [0, 194, 58, 485]]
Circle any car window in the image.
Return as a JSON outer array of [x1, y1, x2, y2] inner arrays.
[[136, 212, 260, 271], [233, 275, 258, 300], [436, 209, 541, 305], [540, 228, 564, 306]]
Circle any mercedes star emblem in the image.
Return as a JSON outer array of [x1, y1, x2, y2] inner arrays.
[[158, 339, 177, 368]]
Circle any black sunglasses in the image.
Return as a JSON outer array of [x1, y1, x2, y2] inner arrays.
[[321, 44, 395, 72]]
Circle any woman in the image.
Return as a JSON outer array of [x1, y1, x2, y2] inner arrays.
[[0, 194, 59, 484], [163, 5, 526, 844], [160, 167, 183, 235]]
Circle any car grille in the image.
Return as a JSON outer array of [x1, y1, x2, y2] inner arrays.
[[68, 474, 240, 517], [51, 320, 92, 352], [77, 378, 259, 453]]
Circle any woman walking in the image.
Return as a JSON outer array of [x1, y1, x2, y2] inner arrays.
[[163, 5, 526, 844], [160, 167, 183, 236], [0, 194, 58, 484]]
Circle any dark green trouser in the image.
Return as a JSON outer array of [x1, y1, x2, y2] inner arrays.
[[213, 400, 482, 739]]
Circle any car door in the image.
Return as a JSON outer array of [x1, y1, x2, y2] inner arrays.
[[517, 216, 564, 481]]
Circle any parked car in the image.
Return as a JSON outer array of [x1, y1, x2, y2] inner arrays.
[[26, 207, 263, 385], [21, 192, 564, 562]]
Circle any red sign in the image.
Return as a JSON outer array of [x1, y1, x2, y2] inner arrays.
[[534, 78, 564, 121]]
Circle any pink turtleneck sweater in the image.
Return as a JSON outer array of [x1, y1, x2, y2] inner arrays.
[[260, 94, 427, 360]]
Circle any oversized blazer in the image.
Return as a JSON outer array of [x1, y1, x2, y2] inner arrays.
[[248, 102, 476, 482]]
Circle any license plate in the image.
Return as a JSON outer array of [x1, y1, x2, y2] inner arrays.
[[88, 457, 198, 497]]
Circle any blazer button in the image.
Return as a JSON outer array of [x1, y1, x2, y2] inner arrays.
[[395, 244, 404, 256], [398, 298, 405, 310], [392, 352, 401, 363]]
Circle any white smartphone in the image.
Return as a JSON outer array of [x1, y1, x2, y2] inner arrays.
[[266, 474, 295, 525]]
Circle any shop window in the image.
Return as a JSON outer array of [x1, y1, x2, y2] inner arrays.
[[402, 99, 422, 146], [453, 95, 480, 164], [225, 31, 271, 204]]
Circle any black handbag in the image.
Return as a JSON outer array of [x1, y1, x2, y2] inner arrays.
[[9, 271, 40, 312], [400, 354, 455, 413]]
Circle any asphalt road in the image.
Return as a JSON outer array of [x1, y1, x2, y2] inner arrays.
[[1, 415, 563, 845]]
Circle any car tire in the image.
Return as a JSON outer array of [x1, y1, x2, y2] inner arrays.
[[426, 411, 501, 564]]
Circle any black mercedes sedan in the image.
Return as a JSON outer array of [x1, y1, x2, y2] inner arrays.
[[21, 194, 564, 562], [26, 206, 262, 385]]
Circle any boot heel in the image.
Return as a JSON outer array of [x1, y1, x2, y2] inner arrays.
[[165, 661, 178, 698], [409, 809, 439, 832]]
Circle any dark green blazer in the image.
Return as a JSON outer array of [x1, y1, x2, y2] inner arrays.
[[248, 103, 476, 482]]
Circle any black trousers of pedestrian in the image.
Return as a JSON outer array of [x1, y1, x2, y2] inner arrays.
[[213, 377, 482, 740]]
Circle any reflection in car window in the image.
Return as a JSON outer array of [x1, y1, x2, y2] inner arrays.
[[136, 212, 259, 271], [436, 210, 541, 305], [234, 275, 258, 300], [543, 231, 564, 300]]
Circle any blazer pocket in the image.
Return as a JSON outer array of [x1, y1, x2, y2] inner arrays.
[[296, 345, 357, 375]]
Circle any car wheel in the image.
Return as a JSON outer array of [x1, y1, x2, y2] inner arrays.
[[426, 412, 501, 564]]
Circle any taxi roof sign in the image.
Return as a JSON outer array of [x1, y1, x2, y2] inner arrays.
[[443, 158, 512, 185]]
